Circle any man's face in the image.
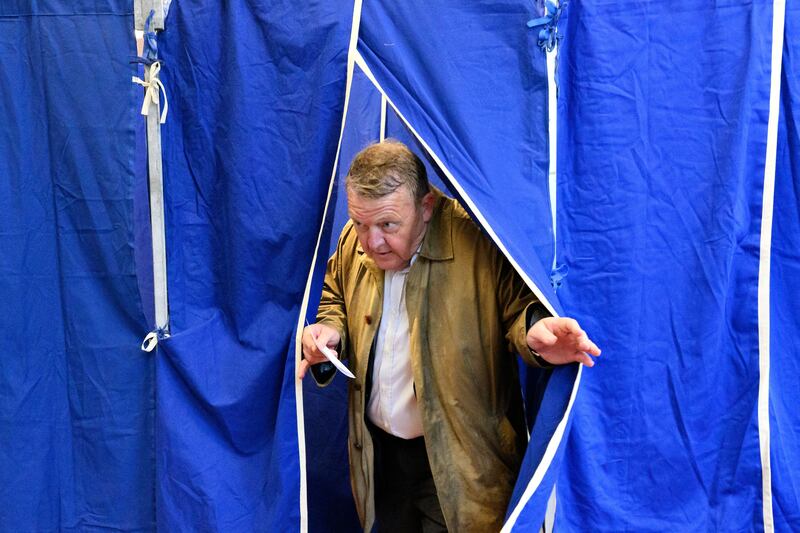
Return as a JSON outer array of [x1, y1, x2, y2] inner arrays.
[[347, 186, 434, 271]]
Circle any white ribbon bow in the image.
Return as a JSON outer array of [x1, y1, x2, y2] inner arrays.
[[132, 61, 168, 124]]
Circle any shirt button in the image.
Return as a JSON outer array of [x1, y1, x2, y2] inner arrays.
[[354, 382, 362, 391], [354, 442, 362, 450]]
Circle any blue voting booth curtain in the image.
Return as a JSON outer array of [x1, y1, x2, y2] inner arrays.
[[156, 1, 353, 531], [0, 1, 154, 531], [2, 1, 792, 531], [552, 1, 799, 531]]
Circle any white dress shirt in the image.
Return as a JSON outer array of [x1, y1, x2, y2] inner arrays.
[[366, 256, 424, 439]]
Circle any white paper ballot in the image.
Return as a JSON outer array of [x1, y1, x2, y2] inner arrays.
[[313, 335, 355, 379]]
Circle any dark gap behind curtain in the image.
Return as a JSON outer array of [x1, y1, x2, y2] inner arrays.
[[157, 0, 352, 530], [0, 2, 154, 531]]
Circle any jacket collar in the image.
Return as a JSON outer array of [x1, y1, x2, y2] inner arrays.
[[418, 187, 454, 262]]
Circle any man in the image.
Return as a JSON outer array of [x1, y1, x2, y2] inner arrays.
[[299, 141, 600, 532]]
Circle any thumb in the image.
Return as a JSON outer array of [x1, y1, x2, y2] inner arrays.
[[533, 323, 559, 346], [297, 359, 310, 380], [319, 326, 340, 348]]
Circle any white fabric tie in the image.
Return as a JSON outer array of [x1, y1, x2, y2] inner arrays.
[[140, 331, 159, 352], [132, 61, 168, 124]]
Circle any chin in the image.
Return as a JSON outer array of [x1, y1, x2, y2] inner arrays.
[[376, 260, 401, 271], [373, 255, 404, 271]]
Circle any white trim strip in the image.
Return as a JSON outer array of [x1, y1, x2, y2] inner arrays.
[[294, 1, 364, 531], [758, 2, 784, 532], [351, 51, 580, 531], [546, 46, 558, 273], [142, 60, 170, 334], [540, 23, 561, 531], [380, 94, 388, 141]]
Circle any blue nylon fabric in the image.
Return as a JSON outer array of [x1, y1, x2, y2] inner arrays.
[[134, 61, 155, 331], [770, 4, 800, 530], [553, 2, 778, 530], [0, 1, 131, 16], [0, 2, 154, 531], [156, 1, 351, 530]]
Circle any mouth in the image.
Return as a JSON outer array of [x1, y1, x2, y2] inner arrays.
[[372, 251, 396, 264]]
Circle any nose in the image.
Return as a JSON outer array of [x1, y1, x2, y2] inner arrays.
[[367, 227, 385, 251]]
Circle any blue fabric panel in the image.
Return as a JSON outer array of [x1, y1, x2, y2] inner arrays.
[[554, 2, 775, 530], [305, 67, 383, 327], [157, 313, 296, 528], [0, 3, 154, 532], [770, 4, 800, 530], [157, 1, 350, 530], [0, 1, 131, 16], [384, 108, 457, 198]]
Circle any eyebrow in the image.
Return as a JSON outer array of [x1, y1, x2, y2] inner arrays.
[[349, 213, 400, 223]]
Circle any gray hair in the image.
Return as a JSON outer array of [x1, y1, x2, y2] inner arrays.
[[345, 140, 430, 202]]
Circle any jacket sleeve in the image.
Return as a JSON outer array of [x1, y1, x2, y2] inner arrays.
[[494, 249, 552, 367], [310, 233, 350, 386]]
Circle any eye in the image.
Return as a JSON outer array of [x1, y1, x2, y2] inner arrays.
[[381, 222, 397, 230]]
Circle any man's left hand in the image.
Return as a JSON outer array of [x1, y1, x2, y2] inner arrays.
[[526, 317, 601, 367]]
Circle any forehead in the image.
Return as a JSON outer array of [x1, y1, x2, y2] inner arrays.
[[347, 187, 416, 220]]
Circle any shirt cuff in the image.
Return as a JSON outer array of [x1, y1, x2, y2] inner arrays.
[[525, 302, 554, 368]]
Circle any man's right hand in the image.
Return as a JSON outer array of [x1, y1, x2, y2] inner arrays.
[[298, 323, 342, 380]]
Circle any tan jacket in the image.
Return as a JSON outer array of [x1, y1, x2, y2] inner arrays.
[[315, 190, 546, 532]]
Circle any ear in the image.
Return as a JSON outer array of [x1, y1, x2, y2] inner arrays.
[[420, 192, 435, 223]]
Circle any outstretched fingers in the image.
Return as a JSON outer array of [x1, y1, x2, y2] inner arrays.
[[574, 331, 601, 357], [575, 350, 596, 367]]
